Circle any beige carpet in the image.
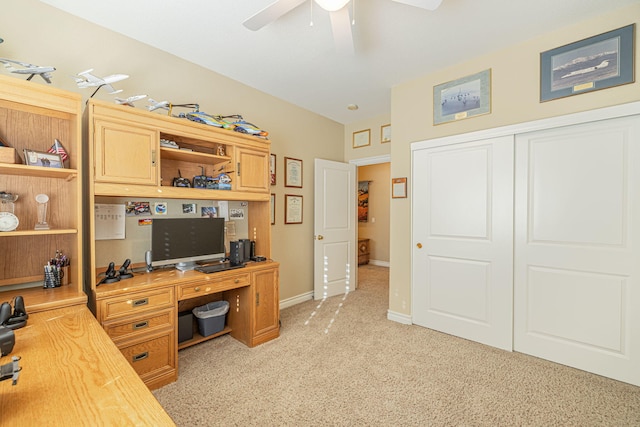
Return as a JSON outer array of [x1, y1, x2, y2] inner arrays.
[[153, 265, 640, 426]]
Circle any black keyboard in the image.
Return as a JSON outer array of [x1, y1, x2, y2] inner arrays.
[[195, 263, 245, 274]]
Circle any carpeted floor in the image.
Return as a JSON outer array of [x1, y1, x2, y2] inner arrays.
[[153, 265, 640, 426]]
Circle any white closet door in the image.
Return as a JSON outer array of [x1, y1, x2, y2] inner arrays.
[[514, 115, 640, 386], [412, 136, 514, 350]]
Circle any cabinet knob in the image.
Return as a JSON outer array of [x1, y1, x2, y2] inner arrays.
[[234, 279, 239, 283], [194, 287, 201, 292]]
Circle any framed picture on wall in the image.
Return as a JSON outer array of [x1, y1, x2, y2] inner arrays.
[[381, 124, 391, 143], [392, 177, 407, 199], [433, 69, 491, 125], [352, 129, 371, 148], [285, 157, 303, 188], [270, 154, 277, 185], [540, 24, 635, 102], [285, 194, 303, 224], [270, 193, 275, 225]]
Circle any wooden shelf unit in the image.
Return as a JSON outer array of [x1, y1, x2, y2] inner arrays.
[[0, 75, 86, 313], [85, 99, 279, 388]]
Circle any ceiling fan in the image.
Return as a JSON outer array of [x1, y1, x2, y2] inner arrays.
[[243, 0, 443, 54]]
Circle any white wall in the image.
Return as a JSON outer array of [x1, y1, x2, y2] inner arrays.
[[3, 0, 345, 302], [389, 5, 640, 317]]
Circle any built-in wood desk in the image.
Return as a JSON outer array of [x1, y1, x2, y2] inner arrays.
[[0, 305, 175, 426]]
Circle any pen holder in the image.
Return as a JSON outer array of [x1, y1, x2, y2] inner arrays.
[[43, 265, 63, 288], [61, 266, 69, 286]]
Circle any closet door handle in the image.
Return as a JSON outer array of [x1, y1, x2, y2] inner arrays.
[[416, 243, 423, 249]]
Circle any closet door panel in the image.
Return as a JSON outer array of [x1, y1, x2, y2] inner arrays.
[[412, 136, 514, 351], [514, 115, 640, 386]]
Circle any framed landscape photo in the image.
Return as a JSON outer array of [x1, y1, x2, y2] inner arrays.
[[434, 69, 491, 125], [284, 194, 303, 224], [23, 149, 63, 168], [285, 157, 302, 188], [540, 24, 635, 102]]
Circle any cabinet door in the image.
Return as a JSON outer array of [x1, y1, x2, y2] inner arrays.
[[94, 119, 158, 185], [235, 147, 269, 192], [252, 267, 279, 344]]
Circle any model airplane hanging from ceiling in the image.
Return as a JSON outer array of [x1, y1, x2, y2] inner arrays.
[[73, 68, 129, 96], [115, 94, 147, 107], [0, 58, 56, 83], [243, 0, 443, 54]]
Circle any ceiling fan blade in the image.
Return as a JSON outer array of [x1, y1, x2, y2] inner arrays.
[[391, 0, 443, 11], [329, 7, 354, 55], [243, 0, 307, 31]]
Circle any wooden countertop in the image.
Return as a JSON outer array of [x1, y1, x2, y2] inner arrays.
[[0, 305, 175, 426]]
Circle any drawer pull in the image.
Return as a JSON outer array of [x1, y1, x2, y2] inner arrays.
[[132, 352, 149, 362], [194, 287, 201, 292], [234, 279, 240, 283], [133, 321, 149, 330], [132, 298, 149, 307]]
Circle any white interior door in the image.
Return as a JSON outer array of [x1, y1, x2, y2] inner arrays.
[[314, 159, 357, 300], [514, 115, 640, 386], [412, 136, 514, 350]]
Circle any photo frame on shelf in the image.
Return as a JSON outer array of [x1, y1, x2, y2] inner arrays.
[[285, 157, 303, 188], [23, 149, 63, 168], [270, 193, 275, 225], [381, 124, 391, 143], [352, 129, 371, 148], [540, 24, 635, 102], [392, 177, 407, 199], [270, 154, 276, 185], [433, 69, 491, 125], [284, 194, 303, 224]]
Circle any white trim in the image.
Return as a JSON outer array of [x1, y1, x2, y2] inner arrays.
[[412, 101, 640, 151], [387, 309, 412, 325], [349, 154, 391, 166], [280, 291, 313, 310], [369, 259, 390, 267]]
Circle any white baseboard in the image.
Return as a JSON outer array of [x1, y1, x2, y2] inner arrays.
[[280, 291, 314, 310], [368, 259, 389, 267], [387, 310, 412, 325]]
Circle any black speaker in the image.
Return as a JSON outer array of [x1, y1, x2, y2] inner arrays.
[[240, 239, 251, 261], [229, 240, 243, 266]]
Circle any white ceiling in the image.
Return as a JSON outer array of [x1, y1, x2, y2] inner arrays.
[[40, 0, 637, 124]]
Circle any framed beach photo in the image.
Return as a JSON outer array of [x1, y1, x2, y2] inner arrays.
[[540, 24, 635, 102], [434, 69, 491, 125]]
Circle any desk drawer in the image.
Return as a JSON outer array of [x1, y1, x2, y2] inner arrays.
[[99, 287, 174, 322], [118, 330, 175, 380], [103, 308, 174, 342], [178, 273, 250, 300]]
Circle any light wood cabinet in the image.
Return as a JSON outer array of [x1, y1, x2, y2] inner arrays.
[[86, 99, 279, 389], [0, 75, 86, 313], [235, 146, 270, 193], [93, 119, 158, 185]]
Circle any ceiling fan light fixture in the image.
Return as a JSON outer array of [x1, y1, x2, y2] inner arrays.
[[314, 0, 350, 12]]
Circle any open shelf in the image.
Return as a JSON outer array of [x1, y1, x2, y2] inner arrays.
[[178, 325, 232, 350]]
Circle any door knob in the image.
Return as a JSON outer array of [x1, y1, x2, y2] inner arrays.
[[416, 243, 423, 248], [316, 235, 324, 240]]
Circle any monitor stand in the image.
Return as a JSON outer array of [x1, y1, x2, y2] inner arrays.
[[175, 261, 197, 271]]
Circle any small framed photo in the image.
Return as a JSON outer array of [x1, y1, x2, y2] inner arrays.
[[434, 69, 491, 125], [392, 177, 407, 199], [285, 157, 303, 188], [270, 193, 275, 225], [285, 194, 303, 224], [381, 124, 391, 143], [23, 149, 63, 168], [352, 129, 371, 148], [270, 154, 277, 185], [540, 24, 635, 102]]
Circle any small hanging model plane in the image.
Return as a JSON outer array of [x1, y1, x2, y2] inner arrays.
[[147, 98, 170, 112], [0, 59, 56, 83], [73, 68, 129, 96], [114, 94, 147, 107]]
